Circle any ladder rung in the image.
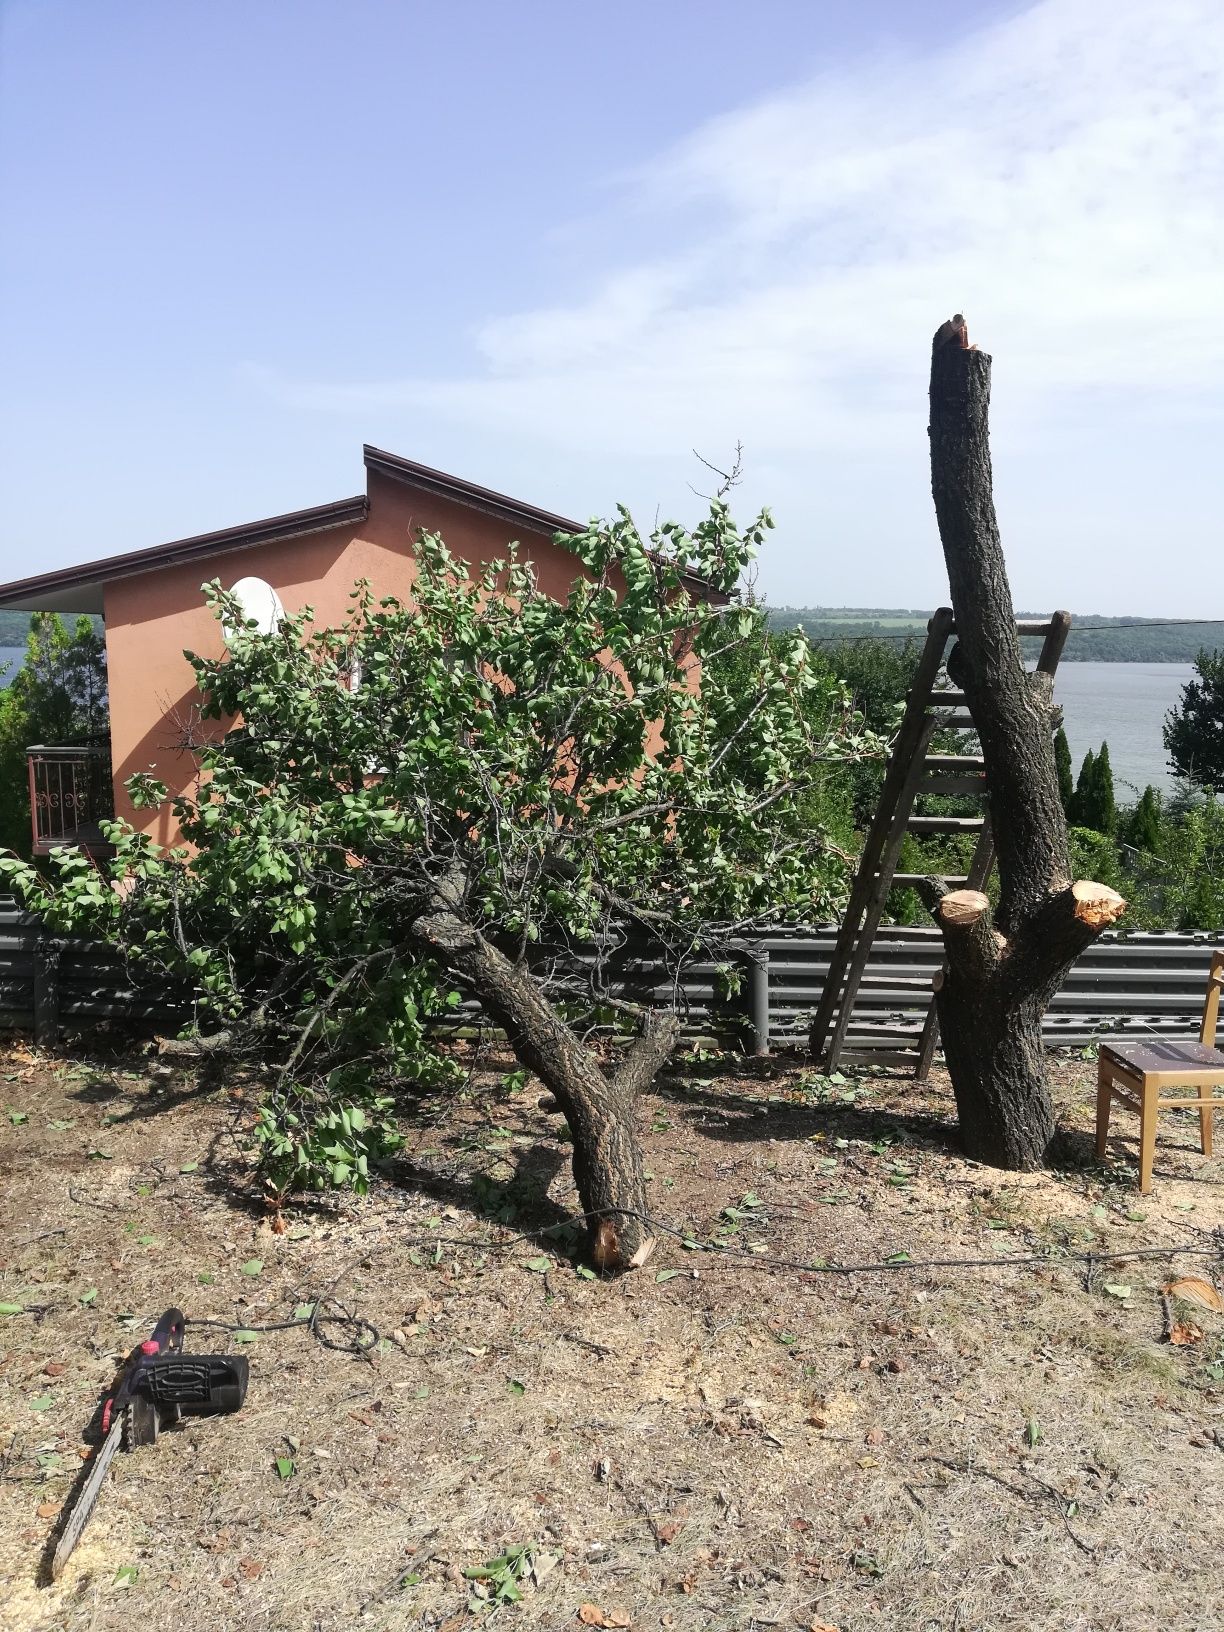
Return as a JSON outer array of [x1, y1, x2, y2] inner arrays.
[[920, 775, 986, 796], [924, 755, 985, 771], [940, 713, 977, 730], [948, 619, 1054, 637], [837, 1048, 922, 1067], [888, 873, 970, 888], [907, 816, 986, 833], [906, 688, 969, 707], [858, 974, 939, 989]]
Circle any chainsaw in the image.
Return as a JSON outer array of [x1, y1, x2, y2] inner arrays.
[[51, 1308, 248, 1579]]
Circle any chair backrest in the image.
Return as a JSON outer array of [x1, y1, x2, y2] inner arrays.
[[1200, 950, 1224, 1048]]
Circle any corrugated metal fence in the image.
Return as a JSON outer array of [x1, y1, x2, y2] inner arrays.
[[2, 900, 1221, 1054]]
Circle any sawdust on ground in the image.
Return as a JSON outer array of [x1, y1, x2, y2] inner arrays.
[[2, 1037, 1222, 1632]]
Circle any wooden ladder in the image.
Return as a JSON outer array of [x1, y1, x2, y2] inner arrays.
[[808, 606, 1071, 1076]]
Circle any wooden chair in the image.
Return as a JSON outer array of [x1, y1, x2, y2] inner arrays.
[[1096, 950, 1224, 1194]]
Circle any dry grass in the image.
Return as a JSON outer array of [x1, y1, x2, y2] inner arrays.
[[2, 1037, 1223, 1632]]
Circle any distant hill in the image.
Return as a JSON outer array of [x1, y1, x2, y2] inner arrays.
[[763, 608, 1224, 663], [0, 611, 104, 647]]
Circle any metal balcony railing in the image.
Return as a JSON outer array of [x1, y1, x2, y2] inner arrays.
[[27, 743, 115, 857]]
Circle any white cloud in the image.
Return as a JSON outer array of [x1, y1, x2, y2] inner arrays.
[[250, 0, 1224, 607]]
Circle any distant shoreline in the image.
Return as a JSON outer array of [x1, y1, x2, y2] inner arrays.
[[764, 609, 1224, 664]]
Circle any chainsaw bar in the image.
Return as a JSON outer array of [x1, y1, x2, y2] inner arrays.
[[50, 1415, 124, 1580]]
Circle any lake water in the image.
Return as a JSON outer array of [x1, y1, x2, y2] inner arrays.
[[1053, 662, 1192, 797], [0, 646, 1194, 799]]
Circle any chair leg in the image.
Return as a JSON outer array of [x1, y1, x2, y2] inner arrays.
[[1139, 1079, 1158, 1195], [1202, 1088, 1215, 1158], [1095, 1059, 1113, 1157]]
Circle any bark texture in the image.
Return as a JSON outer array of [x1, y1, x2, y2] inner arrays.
[[411, 878, 674, 1271], [928, 320, 1126, 1166]]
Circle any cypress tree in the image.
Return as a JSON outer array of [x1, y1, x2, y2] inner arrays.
[[1091, 741, 1116, 834], [1125, 785, 1162, 853], [1054, 726, 1074, 814], [1071, 747, 1096, 827]]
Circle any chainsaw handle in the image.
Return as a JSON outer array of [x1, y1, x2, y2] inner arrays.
[[102, 1309, 188, 1432], [145, 1308, 186, 1358]]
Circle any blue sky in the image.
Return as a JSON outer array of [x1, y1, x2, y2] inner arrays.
[[1, 0, 1220, 614]]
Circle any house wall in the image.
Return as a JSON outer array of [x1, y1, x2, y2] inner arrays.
[[102, 471, 574, 846]]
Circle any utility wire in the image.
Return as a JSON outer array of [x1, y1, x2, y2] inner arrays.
[[773, 616, 1224, 645]]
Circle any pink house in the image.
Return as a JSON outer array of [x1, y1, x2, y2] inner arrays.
[[0, 446, 665, 855]]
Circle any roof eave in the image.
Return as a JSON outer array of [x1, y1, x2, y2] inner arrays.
[[362, 445, 723, 600], [0, 496, 370, 615]]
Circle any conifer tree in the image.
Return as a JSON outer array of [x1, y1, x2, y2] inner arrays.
[[1090, 741, 1116, 834], [1054, 725, 1074, 815], [1125, 785, 1162, 853], [1070, 747, 1096, 827]]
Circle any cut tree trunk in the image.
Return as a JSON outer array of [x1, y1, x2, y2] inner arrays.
[[928, 319, 1127, 1167], [411, 879, 675, 1271]]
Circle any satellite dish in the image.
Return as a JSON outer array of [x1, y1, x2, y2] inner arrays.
[[225, 576, 286, 639]]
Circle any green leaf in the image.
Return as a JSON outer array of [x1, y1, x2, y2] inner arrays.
[[29, 1394, 54, 1411], [233, 1329, 258, 1344], [522, 1257, 551, 1273], [574, 1264, 596, 1280], [85, 1148, 112, 1161], [179, 1160, 199, 1173], [507, 1378, 525, 1396], [655, 1267, 682, 1283], [7, 1110, 28, 1125], [0, 1302, 24, 1316], [293, 1303, 316, 1320], [47, 1117, 75, 1129], [1024, 1417, 1042, 1447], [113, 1564, 139, 1588], [1103, 1283, 1132, 1299], [197, 1272, 215, 1286], [78, 1287, 98, 1306], [275, 1456, 295, 1479], [241, 1258, 264, 1277]]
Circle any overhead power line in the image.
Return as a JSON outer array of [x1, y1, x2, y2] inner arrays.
[[770, 616, 1224, 645]]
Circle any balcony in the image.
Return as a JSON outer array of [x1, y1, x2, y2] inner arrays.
[[27, 743, 115, 857]]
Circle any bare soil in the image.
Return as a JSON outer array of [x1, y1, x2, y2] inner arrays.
[[2, 1038, 1223, 1632]]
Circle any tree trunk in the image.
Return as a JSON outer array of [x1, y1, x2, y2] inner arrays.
[[411, 881, 676, 1271], [928, 319, 1126, 1165]]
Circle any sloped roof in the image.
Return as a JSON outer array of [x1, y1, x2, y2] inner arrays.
[[0, 496, 369, 614], [0, 446, 716, 614]]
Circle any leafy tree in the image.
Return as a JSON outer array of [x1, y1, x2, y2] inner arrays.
[[0, 614, 108, 858], [1, 507, 872, 1270], [699, 615, 858, 856], [815, 636, 920, 826], [1164, 648, 1224, 790], [1053, 725, 1074, 814], [1159, 793, 1224, 929]]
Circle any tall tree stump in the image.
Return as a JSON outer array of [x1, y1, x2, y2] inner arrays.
[[928, 317, 1125, 1167]]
